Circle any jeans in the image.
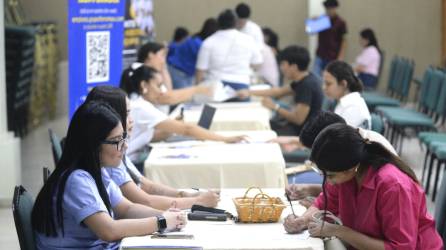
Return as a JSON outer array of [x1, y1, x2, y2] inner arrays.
[[358, 73, 378, 90], [168, 64, 194, 89], [312, 56, 331, 78]]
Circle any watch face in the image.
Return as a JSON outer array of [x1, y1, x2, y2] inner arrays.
[[157, 215, 167, 232]]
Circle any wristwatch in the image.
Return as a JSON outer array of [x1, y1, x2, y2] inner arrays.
[[156, 215, 167, 233]]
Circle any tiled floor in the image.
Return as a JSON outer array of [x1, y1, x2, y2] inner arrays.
[[0, 116, 441, 249]]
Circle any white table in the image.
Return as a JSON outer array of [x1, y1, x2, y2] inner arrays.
[[145, 143, 286, 189], [120, 189, 324, 250], [170, 102, 272, 131]]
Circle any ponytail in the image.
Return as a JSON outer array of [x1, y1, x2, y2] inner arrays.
[[360, 141, 419, 184], [119, 63, 159, 96], [325, 60, 363, 93]]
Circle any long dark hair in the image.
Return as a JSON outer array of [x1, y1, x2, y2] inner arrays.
[[310, 123, 418, 222], [85, 85, 140, 184], [360, 28, 380, 52], [311, 123, 418, 181], [86, 86, 128, 131], [325, 60, 364, 93], [195, 18, 218, 40], [32, 101, 122, 236], [120, 65, 159, 96]]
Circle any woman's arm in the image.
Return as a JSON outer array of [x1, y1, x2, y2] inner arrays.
[[114, 196, 162, 219], [308, 221, 385, 250], [120, 180, 219, 210], [354, 64, 366, 73], [140, 176, 180, 197], [84, 212, 159, 242], [336, 226, 385, 250], [156, 119, 244, 143], [283, 205, 320, 233], [161, 66, 173, 90], [83, 205, 186, 242], [155, 85, 210, 105]]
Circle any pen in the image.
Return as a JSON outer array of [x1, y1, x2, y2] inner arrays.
[[285, 193, 296, 216]]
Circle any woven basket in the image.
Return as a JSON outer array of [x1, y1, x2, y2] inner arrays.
[[233, 187, 286, 223]]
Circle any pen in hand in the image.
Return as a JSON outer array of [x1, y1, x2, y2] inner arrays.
[[285, 193, 296, 217]]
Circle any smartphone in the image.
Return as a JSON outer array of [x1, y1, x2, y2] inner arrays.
[[151, 234, 194, 239], [188, 211, 227, 221]]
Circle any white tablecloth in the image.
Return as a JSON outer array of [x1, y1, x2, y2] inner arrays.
[[170, 102, 272, 131], [120, 189, 324, 250], [145, 143, 286, 189]]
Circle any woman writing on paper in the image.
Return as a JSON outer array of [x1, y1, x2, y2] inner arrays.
[[283, 123, 443, 250]]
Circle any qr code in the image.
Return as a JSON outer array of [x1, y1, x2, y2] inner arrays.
[[86, 31, 110, 83]]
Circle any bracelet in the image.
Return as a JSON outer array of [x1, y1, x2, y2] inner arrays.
[[274, 103, 280, 112]]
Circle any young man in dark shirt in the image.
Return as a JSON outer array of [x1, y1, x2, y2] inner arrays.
[[313, 0, 347, 77], [237, 45, 324, 135]]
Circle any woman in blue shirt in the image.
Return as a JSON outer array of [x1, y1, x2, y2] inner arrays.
[[167, 18, 218, 89], [85, 85, 220, 210], [31, 101, 186, 249]]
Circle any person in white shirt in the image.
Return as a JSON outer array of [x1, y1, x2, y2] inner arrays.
[[323, 60, 371, 129], [235, 3, 264, 50], [125, 42, 211, 114], [121, 65, 245, 166], [195, 9, 263, 101], [235, 3, 279, 87]]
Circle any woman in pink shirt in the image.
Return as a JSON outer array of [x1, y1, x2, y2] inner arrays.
[[283, 123, 443, 250], [354, 28, 381, 89]]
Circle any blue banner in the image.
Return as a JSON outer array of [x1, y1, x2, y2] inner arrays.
[[68, 0, 125, 117]]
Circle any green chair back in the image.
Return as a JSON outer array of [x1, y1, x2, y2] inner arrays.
[[12, 185, 36, 250], [419, 67, 434, 109], [371, 113, 384, 134], [435, 174, 446, 244], [386, 56, 398, 93], [435, 72, 446, 116], [425, 70, 443, 112], [48, 129, 62, 166], [400, 60, 415, 99]]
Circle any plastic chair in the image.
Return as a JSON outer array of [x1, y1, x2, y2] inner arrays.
[[434, 173, 446, 244], [42, 167, 51, 183], [12, 185, 36, 250], [48, 129, 62, 166]]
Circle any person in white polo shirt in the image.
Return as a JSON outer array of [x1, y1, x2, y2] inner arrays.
[[323, 60, 371, 129], [235, 3, 264, 50], [195, 9, 263, 101]]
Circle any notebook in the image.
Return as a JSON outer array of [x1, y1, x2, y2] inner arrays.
[[165, 105, 217, 142]]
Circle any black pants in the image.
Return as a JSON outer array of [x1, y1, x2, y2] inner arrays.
[[270, 118, 300, 136]]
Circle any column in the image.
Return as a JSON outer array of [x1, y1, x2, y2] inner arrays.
[[0, 0, 22, 206]]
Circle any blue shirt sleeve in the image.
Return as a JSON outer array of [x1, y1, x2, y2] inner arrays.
[[64, 170, 111, 225], [105, 160, 133, 187], [101, 168, 124, 208]]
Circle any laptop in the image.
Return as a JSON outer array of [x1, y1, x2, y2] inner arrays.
[[305, 15, 331, 34], [165, 104, 217, 142]]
